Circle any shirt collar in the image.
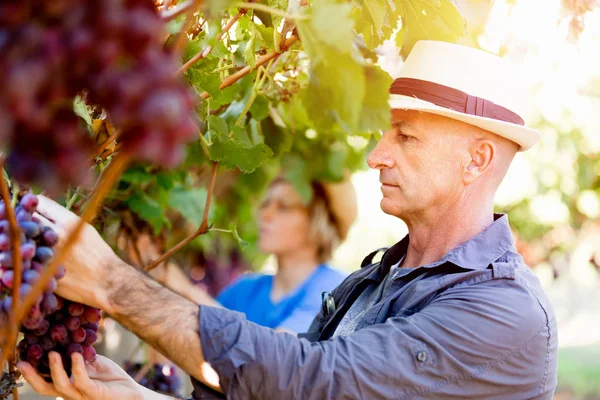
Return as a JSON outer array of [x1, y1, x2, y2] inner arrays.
[[379, 213, 515, 275]]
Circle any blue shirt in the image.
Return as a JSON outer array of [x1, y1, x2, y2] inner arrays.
[[216, 264, 346, 333], [192, 214, 558, 399]]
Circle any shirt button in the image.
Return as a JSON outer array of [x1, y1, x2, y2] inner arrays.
[[416, 351, 428, 362]]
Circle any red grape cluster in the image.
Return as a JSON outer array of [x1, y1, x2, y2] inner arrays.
[[18, 299, 100, 376], [0, 0, 198, 189], [0, 193, 62, 326], [0, 192, 100, 377], [124, 361, 181, 396]]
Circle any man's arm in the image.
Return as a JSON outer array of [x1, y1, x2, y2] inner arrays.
[[102, 260, 209, 385]]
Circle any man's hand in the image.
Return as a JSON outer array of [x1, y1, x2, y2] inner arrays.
[[36, 195, 121, 310], [18, 352, 145, 400]]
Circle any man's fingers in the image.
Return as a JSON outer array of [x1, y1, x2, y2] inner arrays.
[[71, 353, 97, 396], [17, 361, 61, 397], [37, 195, 79, 225], [48, 352, 81, 399]]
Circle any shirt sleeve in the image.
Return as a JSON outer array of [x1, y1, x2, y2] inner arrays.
[[195, 278, 556, 400]]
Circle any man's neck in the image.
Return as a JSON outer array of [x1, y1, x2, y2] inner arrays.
[[401, 198, 495, 270], [272, 250, 320, 302]]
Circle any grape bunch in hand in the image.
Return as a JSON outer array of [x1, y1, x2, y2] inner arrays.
[[0, 192, 100, 379]]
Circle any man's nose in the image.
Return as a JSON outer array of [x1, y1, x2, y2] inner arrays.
[[367, 131, 395, 170]]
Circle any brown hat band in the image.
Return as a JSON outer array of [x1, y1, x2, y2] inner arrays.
[[389, 78, 525, 126]]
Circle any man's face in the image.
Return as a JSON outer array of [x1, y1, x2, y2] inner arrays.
[[367, 109, 472, 220]]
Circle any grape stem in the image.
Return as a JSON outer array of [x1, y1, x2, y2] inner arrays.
[[200, 35, 298, 100], [176, 11, 244, 76], [233, 2, 308, 20], [172, 0, 204, 53], [0, 163, 23, 371], [146, 162, 218, 272], [90, 129, 121, 162], [160, 0, 198, 21], [10, 153, 131, 357]]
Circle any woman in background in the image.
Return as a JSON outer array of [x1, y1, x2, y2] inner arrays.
[[215, 176, 357, 333]]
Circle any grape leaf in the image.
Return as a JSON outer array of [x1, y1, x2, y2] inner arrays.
[[73, 96, 92, 126], [255, 24, 275, 49], [357, 65, 392, 132], [209, 129, 273, 173], [262, 118, 292, 156], [168, 188, 209, 226], [400, 0, 466, 58], [126, 191, 166, 234], [268, 0, 289, 29], [351, 0, 398, 50], [207, 115, 229, 135], [302, 52, 366, 132], [283, 154, 312, 204], [297, 0, 355, 64], [243, 27, 257, 68], [249, 95, 269, 121], [121, 167, 155, 185]]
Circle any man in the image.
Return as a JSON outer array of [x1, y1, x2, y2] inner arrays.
[[19, 40, 558, 399]]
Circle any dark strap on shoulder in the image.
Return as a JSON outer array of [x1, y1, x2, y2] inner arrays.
[[361, 247, 389, 268]]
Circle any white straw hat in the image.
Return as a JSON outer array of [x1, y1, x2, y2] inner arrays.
[[389, 40, 541, 151]]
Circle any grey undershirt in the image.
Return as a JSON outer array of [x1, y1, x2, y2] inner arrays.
[[333, 258, 408, 338]]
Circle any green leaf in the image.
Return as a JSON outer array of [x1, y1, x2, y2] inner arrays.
[[207, 115, 229, 136], [396, 20, 406, 48], [262, 118, 292, 156], [297, 0, 355, 64], [228, 223, 250, 249], [73, 96, 92, 126], [212, 41, 231, 58], [165, 15, 186, 35], [249, 95, 269, 121], [255, 24, 275, 49], [243, 27, 257, 68], [302, 52, 365, 132], [283, 154, 312, 204], [209, 130, 274, 173], [156, 172, 176, 190], [400, 0, 466, 58], [125, 192, 166, 234], [121, 167, 155, 185], [351, 0, 398, 50], [358, 65, 392, 132], [168, 188, 209, 226], [267, 0, 289, 29]]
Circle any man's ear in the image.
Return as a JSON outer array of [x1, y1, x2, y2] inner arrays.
[[463, 139, 495, 185]]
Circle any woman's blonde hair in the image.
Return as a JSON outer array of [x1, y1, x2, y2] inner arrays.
[[268, 178, 341, 264]]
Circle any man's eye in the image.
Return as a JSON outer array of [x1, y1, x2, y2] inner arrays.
[[398, 133, 413, 142]]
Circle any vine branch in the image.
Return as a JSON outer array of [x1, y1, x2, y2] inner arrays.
[[146, 162, 218, 271], [0, 165, 22, 371], [200, 35, 298, 100], [176, 11, 244, 76]]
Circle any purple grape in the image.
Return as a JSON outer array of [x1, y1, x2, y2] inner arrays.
[[42, 227, 59, 246], [39, 335, 56, 351], [83, 329, 97, 346], [49, 325, 67, 342], [21, 241, 36, 260], [41, 293, 59, 314], [20, 221, 40, 237], [1, 269, 13, 288], [27, 344, 44, 361], [66, 343, 83, 356], [34, 246, 53, 263], [71, 327, 86, 343], [82, 345, 96, 363], [64, 316, 80, 331], [82, 307, 101, 324], [23, 269, 40, 284], [68, 302, 84, 317], [0, 234, 9, 251], [19, 193, 39, 212]]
